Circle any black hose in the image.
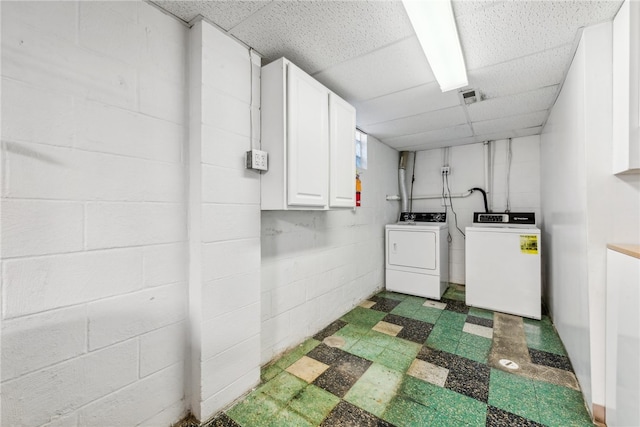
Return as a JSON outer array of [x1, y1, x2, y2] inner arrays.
[[469, 187, 489, 213]]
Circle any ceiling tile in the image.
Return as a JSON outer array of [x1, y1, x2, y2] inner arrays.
[[457, 1, 622, 70], [229, 0, 413, 74], [312, 36, 435, 103], [382, 124, 473, 150], [472, 110, 548, 136], [151, 1, 270, 30], [364, 106, 467, 139], [467, 85, 558, 123], [355, 82, 460, 127], [466, 44, 572, 99]]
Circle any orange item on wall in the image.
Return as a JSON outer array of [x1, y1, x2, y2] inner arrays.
[[356, 174, 361, 207]]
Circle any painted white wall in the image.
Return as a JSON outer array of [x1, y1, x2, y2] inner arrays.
[[406, 137, 541, 284], [260, 136, 398, 364], [1, 2, 189, 426], [187, 19, 262, 421], [541, 20, 640, 410]]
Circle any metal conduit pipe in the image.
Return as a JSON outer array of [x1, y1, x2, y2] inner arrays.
[[398, 151, 410, 213]]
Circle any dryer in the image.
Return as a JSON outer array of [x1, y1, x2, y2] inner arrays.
[[385, 212, 449, 299]]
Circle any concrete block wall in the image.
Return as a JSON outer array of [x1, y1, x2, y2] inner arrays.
[[407, 137, 541, 284], [261, 136, 399, 364], [1, 2, 189, 426], [187, 20, 261, 421]]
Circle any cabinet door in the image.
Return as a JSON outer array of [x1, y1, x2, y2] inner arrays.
[[286, 64, 329, 207], [329, 93, 356, 208]]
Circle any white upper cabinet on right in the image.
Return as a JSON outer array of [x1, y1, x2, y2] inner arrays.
[[612, 0, 640, 174], [329, 93, 356, 208]]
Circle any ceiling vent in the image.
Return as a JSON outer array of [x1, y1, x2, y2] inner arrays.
[[461, 89, 481, 105]]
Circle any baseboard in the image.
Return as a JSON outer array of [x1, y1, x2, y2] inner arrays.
[[592, 403, 606, 426]]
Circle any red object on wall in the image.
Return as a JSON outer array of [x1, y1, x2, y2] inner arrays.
[[356, 174, 361, 207]]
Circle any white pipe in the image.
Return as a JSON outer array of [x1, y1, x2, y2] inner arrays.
[[398, 152, 410, 212], [386, 190, 472, 201], [483, 141, 490, 211]]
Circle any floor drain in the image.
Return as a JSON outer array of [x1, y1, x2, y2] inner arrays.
[[499, 359, 520, 370]]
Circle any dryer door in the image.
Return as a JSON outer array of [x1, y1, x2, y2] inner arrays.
[[387, 229, 437, 270]]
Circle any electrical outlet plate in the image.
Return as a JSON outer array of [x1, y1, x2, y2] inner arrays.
[[246, 149, 268, 171], [441, 166, 450, 175]]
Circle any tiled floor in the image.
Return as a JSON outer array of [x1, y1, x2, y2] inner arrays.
[[207, 285, 593, 427]]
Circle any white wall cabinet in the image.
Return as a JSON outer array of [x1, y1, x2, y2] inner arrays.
[[329, 93, 356, 208], [612, 0, 640, 174], [261, 57, 356, 210]]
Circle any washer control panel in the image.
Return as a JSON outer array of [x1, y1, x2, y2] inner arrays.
[[399, 212, 447, 223], [473, 212, 535, 226]]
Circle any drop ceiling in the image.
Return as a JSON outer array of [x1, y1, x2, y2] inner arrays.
[[151, 0, 622, 151]]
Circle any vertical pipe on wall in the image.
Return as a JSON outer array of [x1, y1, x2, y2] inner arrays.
[[399, 151, 410, 213], [483, 141, 491, 212]]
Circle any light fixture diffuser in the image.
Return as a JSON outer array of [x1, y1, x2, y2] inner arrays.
[[402, 0, 468, 92]]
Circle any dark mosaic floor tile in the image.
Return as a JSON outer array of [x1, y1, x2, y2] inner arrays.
[[442, 298, 470, 314], [419, 351, 491, 403], [313, 352, 373, 398], [467, 315, 494, 328], [529, 348, 573, 372], [314, 319, 348, 341], [416, 346, 459, 369], [320, 400, 396, 427], [383, 314, 433, 344], [307, 343, 346, 365], [369, 296, 402, 313], [203, 413, 241, 427], [446, 376, 489, 403], [486, 405, 544, 427]]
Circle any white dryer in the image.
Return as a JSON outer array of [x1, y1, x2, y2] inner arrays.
[[385, 212, 449, 300]]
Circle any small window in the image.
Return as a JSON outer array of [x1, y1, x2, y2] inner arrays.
[[356, 129, 368, 170]]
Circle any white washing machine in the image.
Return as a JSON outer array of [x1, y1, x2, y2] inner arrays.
[[465, 212, 541, 320], [385, 212, 449, 300]]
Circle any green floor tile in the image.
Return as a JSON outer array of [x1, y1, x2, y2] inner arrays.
[[227, 392, 282, 427], [489, 378, 541, 423], [332, 323, 367, 350], [398, 375, 440, 406], [374, 347, 415, 373], [383, 396, 440, 427], [261, 363, 283, 382], [274, 338, 321, 369], [361, 329, 397, 348], [455, 341, 489, 364], [443, 286, 466, 301], [377, 291, 408, 301], [406, 306, 442, 323], [345, 363, 403, 417], [459, 332, 492, 350], [287, 385, 340, 425], [436, 311, 467, 330], [468, 307, 494, 320], [428, 386, 488, 426], [267, 407, 314, 427], [257, 371, 308, 403], [340, 306, 387, 328], [390, 300, 422, 317], [426, 334, 458, 353], [490, 369, 536, 395], [386, 337, 422, 358], [347, 340, 385, 361], [534, 381, 586, 409], [430, 324, 463, 342]]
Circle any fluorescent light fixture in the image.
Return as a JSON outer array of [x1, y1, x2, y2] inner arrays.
[[402, 0, 468, 92]]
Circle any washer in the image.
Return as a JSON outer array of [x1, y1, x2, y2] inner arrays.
[[385, 212, 449, 300], [465, 212, 541, 319]]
